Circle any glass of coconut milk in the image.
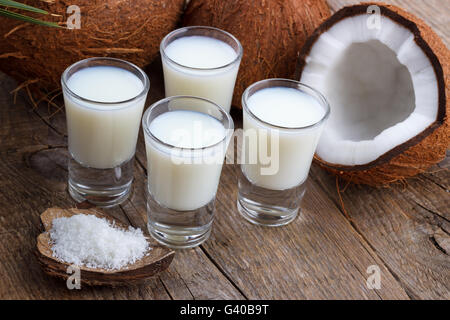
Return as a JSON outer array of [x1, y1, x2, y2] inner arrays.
[[160, 26, 243, 113], [238, 79, 330, 226], [61, 57, 150, 207], [142, 96, 234, 248]]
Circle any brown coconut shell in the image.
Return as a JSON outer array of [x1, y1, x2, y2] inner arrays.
[[297, 3, 449, 186], [37, 207, 175, 286], [183, 0, 331, 109], [0, 0, 185, 97]]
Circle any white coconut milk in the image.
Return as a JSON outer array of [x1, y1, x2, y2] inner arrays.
[[242, 87, 326, 190], [163, 36, 239, 112], [64, 66, 146, 169], [145, 110, 228, 211]]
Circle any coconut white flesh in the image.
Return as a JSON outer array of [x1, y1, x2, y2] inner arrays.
[[301, 14, 439, 166]]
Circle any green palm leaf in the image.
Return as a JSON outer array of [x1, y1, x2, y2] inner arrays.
[[0, 0, 48, 14], [0, 8, 61, 28], [0, 0, 62, 28]]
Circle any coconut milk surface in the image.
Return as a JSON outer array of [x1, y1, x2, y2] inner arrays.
[[149, 110, 226, 148], [164, 36, 236, 69], [247, 87, 325, 128], [67, 66, 143, 104]]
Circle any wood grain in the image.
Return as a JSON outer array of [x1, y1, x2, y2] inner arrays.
[[309, 165, 450, 299], [201, 164, 410, 299], [0, 0, 448, 300]]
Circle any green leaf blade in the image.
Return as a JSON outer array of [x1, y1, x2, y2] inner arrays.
[[0, 0, 48, 15], [0, 8, 61, 28]]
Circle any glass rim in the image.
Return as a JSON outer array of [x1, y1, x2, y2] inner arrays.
[[142, 95, 234, 151], [242, 78, 331, 131], [160, 26, 243, 72], [61, 57, 150, 106]]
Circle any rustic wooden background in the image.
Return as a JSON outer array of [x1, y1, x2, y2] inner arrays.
[[0, 0, 448, 299]]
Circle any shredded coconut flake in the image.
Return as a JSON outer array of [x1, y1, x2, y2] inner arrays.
[[49, 214, 149, 270]]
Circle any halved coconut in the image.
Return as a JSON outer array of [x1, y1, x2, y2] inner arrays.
[[297, 3, 449, 185]]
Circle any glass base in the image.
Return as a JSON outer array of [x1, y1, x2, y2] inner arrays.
[[146, 191, 215, 249], [237, 170, 306, 227], [148, 221, 212, 249], [68, 157, 134, 208], [237, 197, 299, 227]]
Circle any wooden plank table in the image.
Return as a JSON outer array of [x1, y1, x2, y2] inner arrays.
[[0, 0, 448, 299]]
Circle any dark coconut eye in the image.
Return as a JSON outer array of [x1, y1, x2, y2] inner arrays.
[[297, 4, 448, 186]]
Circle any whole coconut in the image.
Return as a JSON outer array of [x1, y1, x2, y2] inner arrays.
[[0, 0, 185, 95], [183, 0, 331, 108]]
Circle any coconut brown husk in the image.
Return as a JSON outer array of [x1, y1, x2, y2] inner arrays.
[[183, 0, 331, 109], [37, 207, 175, 286], [0, 0, 185, 101], [297, 3, 449, 186]]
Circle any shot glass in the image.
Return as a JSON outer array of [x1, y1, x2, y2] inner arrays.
[[61, 57, 150, 207], [160, 26, 243, 113], [238, 79, 330, 226], [142, 96, 234, 249]]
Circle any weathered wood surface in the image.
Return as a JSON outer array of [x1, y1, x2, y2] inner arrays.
[[0, 0, 448, 299]]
